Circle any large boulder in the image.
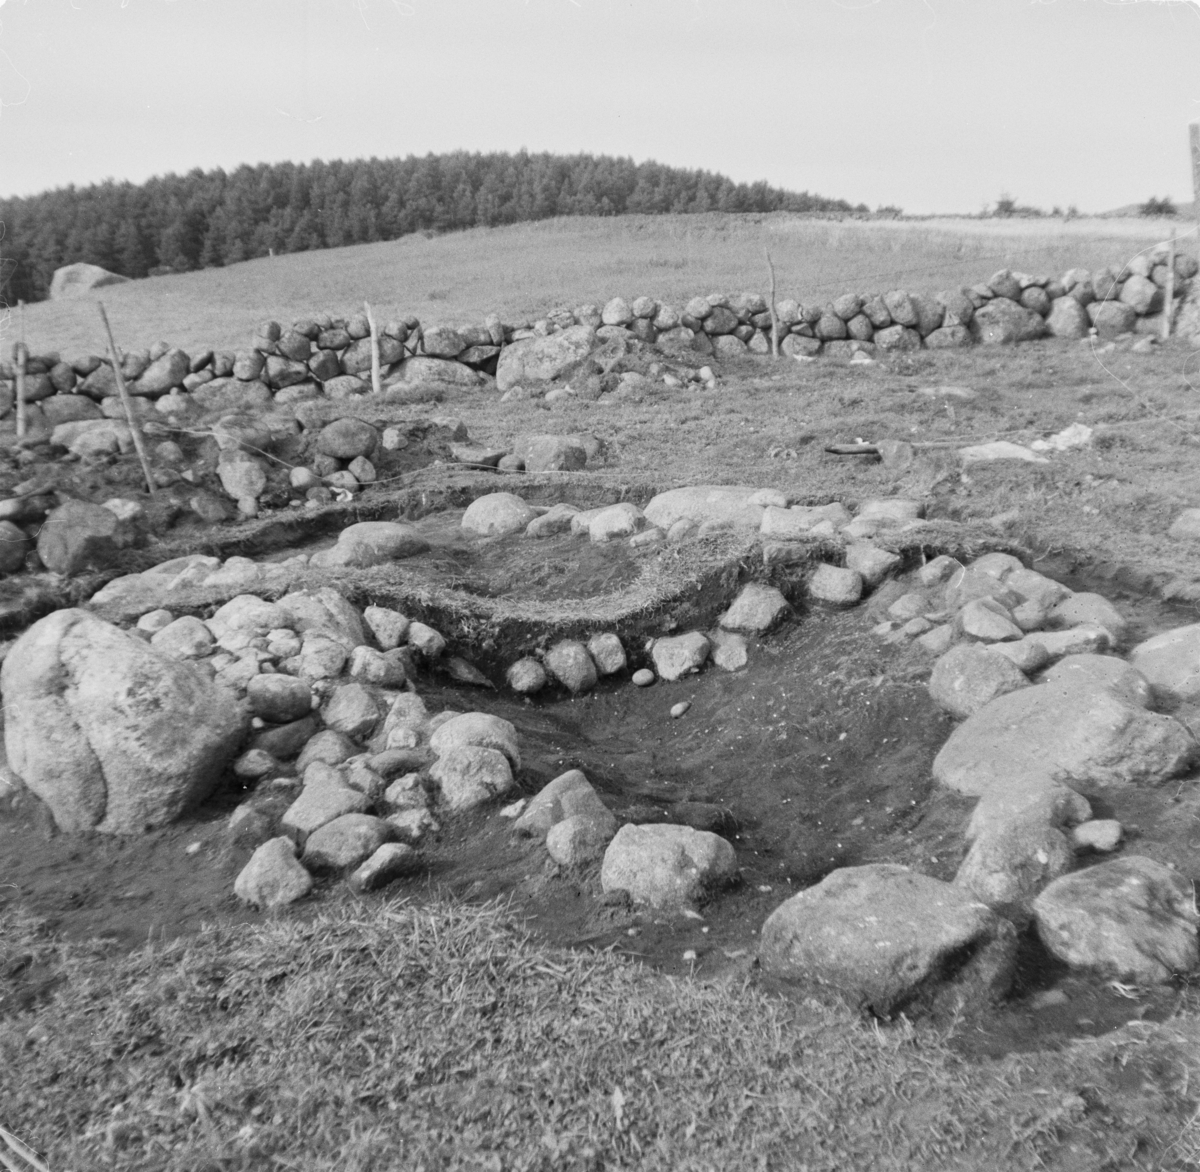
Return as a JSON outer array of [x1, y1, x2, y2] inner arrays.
[[310, 521, 429, 569], [1088, 301, 1138, 339], [927, 643, 1028, 719], [495, 324, 596, 392], [643, 485, 764, 533], [429, 711, 520, 769], [1033, 856, 1199, 983], [461, 493, 538, 537], [758, 865, 1017, 1016], [933, 680, 1194, 800], [953, 815, 1073, 923], [2, 609, 248, 832], [277, 587, 366, 648], [49, 262, 129, 299], [651, 632, 710, 681], [234, 837, 313, 908], [513, 768, 614, 838], [132, 349, 190, 397], [1128, 623, 1200, 702], [37, 499, 136, 575], [970, 299, 1046, 344], [718, 583, 790, 634], [520, 435, 587, 473], [1044, 295, 1090, 339], [316, 418, 377, 460], [430, 745, 514, 811], [600, 823, 737, 908]]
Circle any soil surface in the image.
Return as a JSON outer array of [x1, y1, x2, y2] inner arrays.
[[4, 549, 1199, 1060]]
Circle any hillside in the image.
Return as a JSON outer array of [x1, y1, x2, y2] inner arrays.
[[10, 212, 1188, 359], [0, 151, 863, 305]]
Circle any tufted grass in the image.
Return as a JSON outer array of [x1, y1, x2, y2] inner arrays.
[[3, 897, 1200, 1171]]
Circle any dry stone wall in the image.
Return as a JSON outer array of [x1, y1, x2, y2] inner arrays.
[[4, 252, 1198, 431]]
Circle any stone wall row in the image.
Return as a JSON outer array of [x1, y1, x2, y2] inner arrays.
[[3, 250, 1197, 423]]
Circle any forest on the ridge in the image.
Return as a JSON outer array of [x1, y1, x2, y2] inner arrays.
[[0, 151, 863, 303]]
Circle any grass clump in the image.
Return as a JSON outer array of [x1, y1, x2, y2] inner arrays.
[[2, 897, 1199, 1171]]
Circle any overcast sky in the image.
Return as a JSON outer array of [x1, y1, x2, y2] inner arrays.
[[1, 0, 1198, 214]]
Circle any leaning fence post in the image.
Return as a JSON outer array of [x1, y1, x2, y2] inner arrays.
[[97, 302, 157, 497]]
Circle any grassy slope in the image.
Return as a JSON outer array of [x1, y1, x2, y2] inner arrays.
[[9, 212, 1188, 357], [2, 901, 1199, 1171], [4, 215, 1200, 1169]]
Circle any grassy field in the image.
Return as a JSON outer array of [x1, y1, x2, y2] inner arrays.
[[4, 214, 1200, 1169], [7, 211, 1193, 357]]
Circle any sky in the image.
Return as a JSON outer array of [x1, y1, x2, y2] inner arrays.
[[0, 0, 1198, 215]]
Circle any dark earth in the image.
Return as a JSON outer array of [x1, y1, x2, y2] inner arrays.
[[4, 510, 1200, 1065]]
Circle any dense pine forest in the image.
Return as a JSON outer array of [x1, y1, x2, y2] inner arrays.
[[0, 151, 863, 304]]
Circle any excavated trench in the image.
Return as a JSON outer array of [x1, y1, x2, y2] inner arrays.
[[2, 474, 1200, 1060]]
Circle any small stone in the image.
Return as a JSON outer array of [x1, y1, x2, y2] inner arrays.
[[959, 598, 1023, 642], [430, 745, 514, 811], [1168, 509, 1200, 541], [709, 629, 749, 671], [632, 668, 655, 687], [525, 503, 580, 538], [544, 640, 598, 694], [670, 701, 691, 719], [296, 730, 359, 771], [651, 632, 710, 681], [407, 622, 446, 659], [383, 771, 427, 811], [546, 813, 617, 866], [232, 749, 278, 781], [387, 808, 439, 844], [989, 639, 1050, 674], [919, 556, 963, 587], [234, 837, 312, 908], [135, 609, 175, 633], [719, 583, 790, 634], [588, 503, 643, 543], [246, 674, 313, 723], [302, 813, 393, 875], [317, 418, 377, 460], [281, 773, 370, 838], [586, 632, 626, 676], [845, 544, 902, 587], [888, 592, 931, 621], [322, 683, 381, 738], [150, 615, 215, 659], [916, 624, 956, 656], [363, 605, 409, 650], [507, 657, 548, 694], [808, 564, 863, 606], [1071, 819, 1123, 853], [1049, 593, 1128, 644], [348, 842, 419, 892], [928, 643, 1029, 719]]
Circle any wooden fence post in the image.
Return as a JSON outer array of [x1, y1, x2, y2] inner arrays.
[[13, 300, 27, 440], [763, 249, 780, 359], [1163, 232, 1175, 341], [364, 301, 383, 396], [97, 303, 157, 497]]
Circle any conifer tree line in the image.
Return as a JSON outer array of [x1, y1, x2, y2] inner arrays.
[[0, 151, 863, 304]]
